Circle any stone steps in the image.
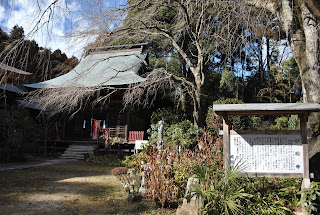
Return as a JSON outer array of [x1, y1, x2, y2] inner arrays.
[[60, 144, 98, 160]]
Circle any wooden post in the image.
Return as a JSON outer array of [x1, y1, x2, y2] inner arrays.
[[299, 113, 310, 188], [223, 114, 230, 170], [299, 112, 310, 215], [125, 124, 128, 141]]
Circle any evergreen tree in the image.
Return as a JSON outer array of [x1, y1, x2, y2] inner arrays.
[[9, 25, 24, 40]]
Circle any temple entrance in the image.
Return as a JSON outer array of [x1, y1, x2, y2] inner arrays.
[[62, 106, 148, 142]]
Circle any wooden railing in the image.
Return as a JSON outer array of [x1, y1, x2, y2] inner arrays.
[[109, 125, 128, 141], [128, 131, 144, 143], [108, 126, 144, 144]]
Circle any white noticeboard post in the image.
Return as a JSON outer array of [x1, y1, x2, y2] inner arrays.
[[230, 131, 303, 176]]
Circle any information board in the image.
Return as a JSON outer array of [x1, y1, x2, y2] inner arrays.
[[230, 132, 303, 174]]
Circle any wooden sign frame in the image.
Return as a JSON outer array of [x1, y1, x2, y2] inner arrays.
[[222, 112, 310, 187], [211, 103, 320, 192]]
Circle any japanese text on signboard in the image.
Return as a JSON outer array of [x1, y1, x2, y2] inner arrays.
[[230, 133, 303, 174]]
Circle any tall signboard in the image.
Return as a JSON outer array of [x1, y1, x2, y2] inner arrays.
[[213, 103, 320, 215]]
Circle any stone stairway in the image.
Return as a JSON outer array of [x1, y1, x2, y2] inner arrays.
[[60, 144, 98, 160]]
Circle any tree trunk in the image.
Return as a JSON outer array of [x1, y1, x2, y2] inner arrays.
[[266, 37, 273, 102], [300, 4, 320, 103], [300, 4, 320, 156], [259, 38, 264, 85], [192, 65, 205, 127], [280, 1, 320, 156], [193, 86, 203, 127]]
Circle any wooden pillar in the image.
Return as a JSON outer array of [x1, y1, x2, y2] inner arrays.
[[299, 113, 310, 190], [223, 114, 230, 170], [125, 124, 128, 141]]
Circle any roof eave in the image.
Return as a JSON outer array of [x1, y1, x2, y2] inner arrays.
[[212, 103, 320, 116]]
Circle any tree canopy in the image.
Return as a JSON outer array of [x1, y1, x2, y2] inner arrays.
[[0, 25, 78, 85], [1, 0, 319, 134]]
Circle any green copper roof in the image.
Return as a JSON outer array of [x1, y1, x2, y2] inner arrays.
[[24, 49, 147, 88]]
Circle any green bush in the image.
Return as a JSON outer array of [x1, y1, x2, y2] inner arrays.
[[165, 120, 200, 149], [191, 166, 301, 214], [148, 108, 200, 150], [150, 108, 183, 125], [191, 163, 251, 215], [241, 177, 301, 214], [147, 120, 200, 150], [298, 181, 320, 213], [288, 114, 299, 130], [270, 115, 299, 130], [0, 106, 41, 161], [122, 153, 147, 168]]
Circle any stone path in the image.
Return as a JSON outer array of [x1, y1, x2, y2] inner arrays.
[[0, 159, 76, 171]]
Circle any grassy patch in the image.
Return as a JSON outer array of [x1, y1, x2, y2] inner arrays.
[[0, 161, 174, 215], [87, 154, 125, 166]]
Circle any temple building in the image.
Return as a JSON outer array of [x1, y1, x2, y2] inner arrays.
[[24, 43, 151, 151]]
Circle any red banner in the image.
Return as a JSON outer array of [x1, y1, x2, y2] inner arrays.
[[103, 128, 109, 146], [92, 120, 100, 140], [103, 128, 109, 138]]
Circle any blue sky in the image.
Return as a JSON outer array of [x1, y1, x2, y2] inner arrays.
[[0, 0, 126, 59]]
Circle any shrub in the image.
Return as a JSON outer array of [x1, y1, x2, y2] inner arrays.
[[165, 120, 200, 149], [148, 120, 201, 150], [147, 108, 199, 150], [144, 146, 180, 208], [137, 121, 301, 213], [0, 106, 41, 162], [122, 153, 147, 168], [142, 132, 223, 208], [241, 177, 301, 214], [150, 108, 182, 125], [111, 167, 128, 176], [298, 181, 320, 213], [191, 163, 251, 215], [173, 135, 223, 198], [270, 115, 299, 130], [190, 165, 301, 214]]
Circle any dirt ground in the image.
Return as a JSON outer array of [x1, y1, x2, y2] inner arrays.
[[0, 161, 175, 215]]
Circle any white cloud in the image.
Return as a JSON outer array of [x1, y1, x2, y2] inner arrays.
[[0, 5, 5, 22], [0, 0, 96, 59]]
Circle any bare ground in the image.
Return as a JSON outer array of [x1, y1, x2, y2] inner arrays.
[[0, 161, 175, 215]]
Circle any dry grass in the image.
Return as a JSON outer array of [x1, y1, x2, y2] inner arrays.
[[0, 161, 175, 215]]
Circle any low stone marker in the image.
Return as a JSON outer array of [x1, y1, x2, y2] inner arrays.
[[176, 177, 202, 215]]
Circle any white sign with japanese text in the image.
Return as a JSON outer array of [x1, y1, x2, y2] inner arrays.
[[230, 132, 303, 174]]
